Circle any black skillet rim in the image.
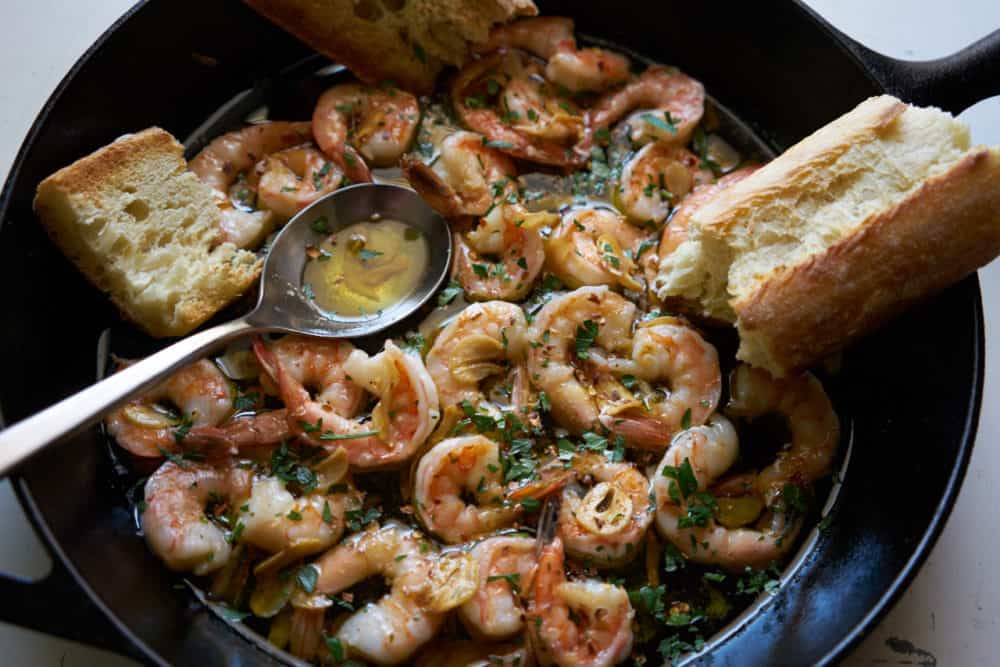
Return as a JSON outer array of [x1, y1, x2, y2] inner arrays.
[[0, 1, 985, 664]]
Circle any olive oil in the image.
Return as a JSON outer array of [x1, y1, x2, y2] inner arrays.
[[303, 219, 429, 317]]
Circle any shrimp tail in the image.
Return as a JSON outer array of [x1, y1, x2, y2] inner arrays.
[[339, 145, 372, 184], [252, 336, 313, 438], [600, 413, 672, 450]]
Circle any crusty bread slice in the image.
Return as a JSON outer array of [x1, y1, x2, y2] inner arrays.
[[34, 128, 261, 338], [654, 95, 1000, 376], [243, 0, 537, 93]]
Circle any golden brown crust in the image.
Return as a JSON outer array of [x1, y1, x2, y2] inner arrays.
[[242, 0, 537, 94], [694, 96, 908, 240], [36, 127, 183, 197], [34, 127, 261, 338], [734, 147, 1000, 374]]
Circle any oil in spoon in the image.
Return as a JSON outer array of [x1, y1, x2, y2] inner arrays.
[[302, 216, 430, 318]]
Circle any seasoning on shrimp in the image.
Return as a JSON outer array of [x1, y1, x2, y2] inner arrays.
[[110, 16, 848, 666]]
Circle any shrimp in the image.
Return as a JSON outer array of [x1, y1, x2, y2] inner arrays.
[[313, 522, 443, 665], [458, 535, 536, 640], [238, 475, 361, 555], [415, 640, 534, 667], [617, 145, 714, 225], [453, 204, 548, 301], [588, 66, 705, 149], [183, 409, 293, 450], [526, 286, 636, 434], [600, 316, 721, 449], [425, 301, 528, 409], [652, 414, 801, 571], [255, 337, 439, 469], [528, 537, 634, 667], [401, 130, 517, 218], [252, 145, 344, 219], [189, 121, 313, 248], [558, 452, 653, 567], [453, 51, 588, 168], [726, 364, 840, 504], [312, 82, 419, 177], [545, 206, 648, 291], [260, 335, 366, 418], [105, 359, 234, 458], [141, 460, 251, 575], [413, 436, 522, 543], [476, 17, 630, 93]]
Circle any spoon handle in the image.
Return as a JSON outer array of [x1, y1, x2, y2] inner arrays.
[[0, 317, 256, 476]]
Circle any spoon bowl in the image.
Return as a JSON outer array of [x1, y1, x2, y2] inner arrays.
[[250, 183, 452, 337], [0, 183, 452, 473]]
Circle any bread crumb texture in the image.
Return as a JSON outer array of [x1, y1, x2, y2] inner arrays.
[[33, 127, 260, 338], [655, 95, 1000, 374], [243, 0, 537, 93]]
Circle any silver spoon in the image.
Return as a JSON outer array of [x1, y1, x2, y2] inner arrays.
[[0, 183, 452, 475]]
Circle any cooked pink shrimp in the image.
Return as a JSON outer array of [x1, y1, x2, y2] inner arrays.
[[312, 82, 419, 178], [653, 414, 802, 571], [189, 121, 313, 248], [401, 130, 517, 218], [453, 204, 548, 301], [424, 301, 528, 409], [237, 475, 361, 556], [617, 145, 714, 225], [601, 316, 721, 449], [528, 537, 634, 667], [252, 145, 344, 218], [255, 337, 439, 470], [545, 206, 648, 291], [105, 359, 234, 458], [726, 365, 840, 504], [313, 522, 443, 665], [141, 460, 252, 575], [259, 335, 366, 418], [558, 452, 653, 567], [476, 17, 630, 93], [453, 51, 589, 168], [526, 286, 637, 434], [588, 66, 705, 148], [413, 436, 522, 543], [458, 535, 536, 640], [184, 409, 293, 450]]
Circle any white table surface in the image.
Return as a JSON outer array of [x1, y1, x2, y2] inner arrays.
[[1, 1, 997, 665]]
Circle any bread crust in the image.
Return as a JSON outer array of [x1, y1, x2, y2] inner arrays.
[[734, 147, 1000, 375], [243, 0, 536, 93], [34, 128, 261, 338]]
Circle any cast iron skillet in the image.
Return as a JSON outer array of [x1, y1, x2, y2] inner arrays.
[[0, 1, 997, 665]]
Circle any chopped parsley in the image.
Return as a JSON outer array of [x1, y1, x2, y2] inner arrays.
[[574, 320, 600, 359], [642, 110, 678, 135], [311, 216, 331, 234], [296, 564, 318, 593], [437, 280, 463, 306], [486, 572, 521, 593], [345, 506, 382, 532]]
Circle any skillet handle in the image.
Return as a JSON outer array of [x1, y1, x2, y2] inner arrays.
[[0, 542, 137, 657], [804, 3, 1000, 114]]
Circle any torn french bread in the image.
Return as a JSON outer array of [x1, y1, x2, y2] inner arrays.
[[654, 95, 1000, 376], [33, 127, 261, 338], [242, 0, 537, 93]]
